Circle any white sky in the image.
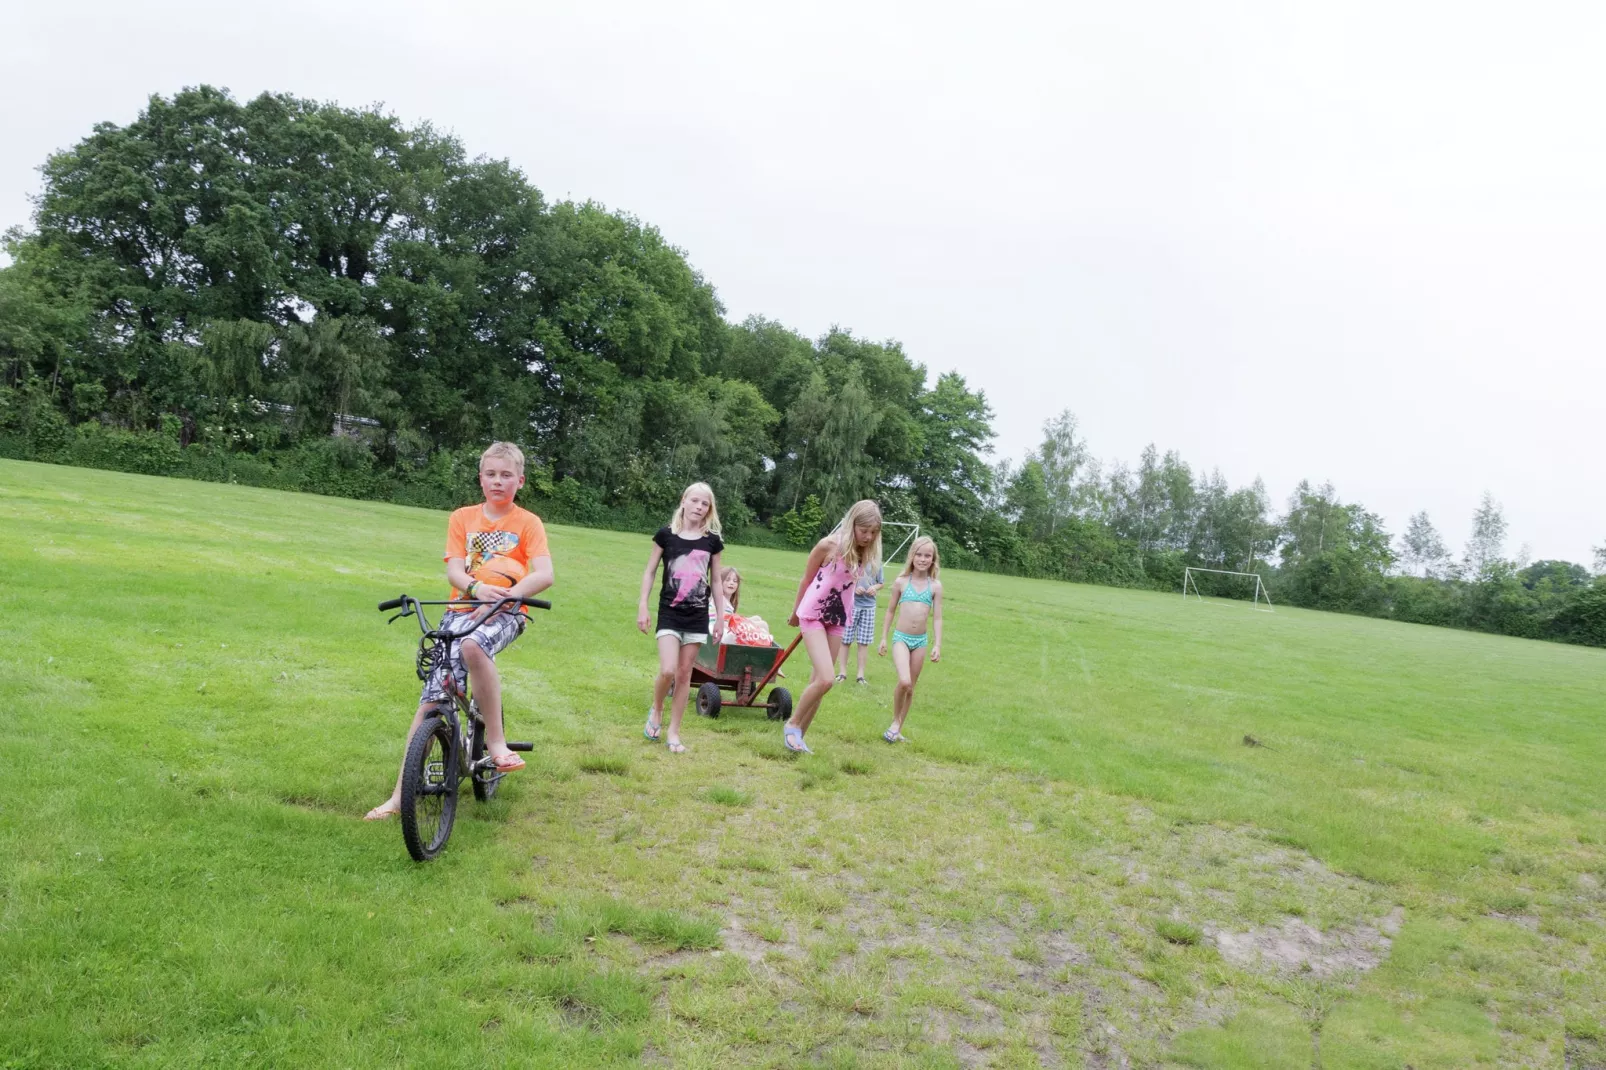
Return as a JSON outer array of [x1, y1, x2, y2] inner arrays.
[[5, 0, 1603, 564]]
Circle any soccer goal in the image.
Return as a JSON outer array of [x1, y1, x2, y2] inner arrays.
[[1181, 567, 1273, 612], [882, 521, 921, 564]]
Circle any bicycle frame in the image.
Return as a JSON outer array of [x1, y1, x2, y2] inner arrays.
[[381, 594, 549, 796]]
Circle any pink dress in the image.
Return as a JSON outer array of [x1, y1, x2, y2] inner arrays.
[[795, 557, 861, 630]]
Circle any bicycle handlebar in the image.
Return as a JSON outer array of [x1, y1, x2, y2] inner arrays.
[[377, 595, 552, 612]]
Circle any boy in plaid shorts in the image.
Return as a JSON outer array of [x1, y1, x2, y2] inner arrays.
[[365, 442, 554, 820], [834, 564, 884, 685]]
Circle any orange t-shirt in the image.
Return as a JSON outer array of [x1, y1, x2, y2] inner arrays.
[[444, 504, 550, 605]]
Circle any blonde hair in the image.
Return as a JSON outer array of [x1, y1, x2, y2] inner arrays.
[[899, 535, 940, 581], [670, 482, 722, 536], [480, 441, 525, 474], [719, 566, 741, 611], [830, 499, 883, 575]]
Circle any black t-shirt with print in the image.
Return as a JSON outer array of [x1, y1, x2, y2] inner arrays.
[[653, 527, 724, 633]]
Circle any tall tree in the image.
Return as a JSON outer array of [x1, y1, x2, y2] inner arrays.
[[1034, 409, 1087, 536], [1399, 511, 1451, 578], [1464, 492, 1508, 579], [909, 372, 994, 541]]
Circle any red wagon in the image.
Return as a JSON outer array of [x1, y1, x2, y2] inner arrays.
[[690, 634, 802, 721]]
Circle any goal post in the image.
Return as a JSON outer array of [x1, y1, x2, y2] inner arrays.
[[1181, 567, 1273, 612], [881, 521, 921, 564], [831, 518, 920, 565]]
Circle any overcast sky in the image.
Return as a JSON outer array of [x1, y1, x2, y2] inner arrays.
[[5, 0, 1603, 563]]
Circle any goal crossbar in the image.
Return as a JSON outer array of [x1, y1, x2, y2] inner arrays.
[[832, 519, 921, 565], [882, 521, 921, 564], [1181, 566, 1273, 612]]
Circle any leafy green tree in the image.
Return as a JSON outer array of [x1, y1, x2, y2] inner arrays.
[[1399, 511, 1452, 578], [909, 372, 994, 542], [1276, 482, 1394, 611], [1463, 492, 1508, 580], [1518, 560, 1591, 591], [1035, 410, 1087, 536], [1003, 459, 1054, 541], [812, 366, 883, 518], [1191, 471, 1273, 573], [276, 316, 395, 438], [774, 494, 825, 546]]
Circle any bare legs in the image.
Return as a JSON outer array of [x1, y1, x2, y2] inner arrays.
[[649, 635, 701, 751], [834, 640, 873, 681], [462, 637, 514, 759], [367, 635, 509, 819], [787, 628, 843, 741], [889, 641, 927, 737]]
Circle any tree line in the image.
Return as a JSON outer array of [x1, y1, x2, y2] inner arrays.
[[2, 87, 1602, 648]]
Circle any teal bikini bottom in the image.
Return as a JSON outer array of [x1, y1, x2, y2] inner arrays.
[[892, 630, 929, 652]]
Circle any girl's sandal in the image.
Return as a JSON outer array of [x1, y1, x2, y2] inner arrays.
[[644, 707, 662, 742], [882, 727, 904, 744], [666, 741, 687, 754], [364, 803, 400, 820], [783, 726, 809, 754]]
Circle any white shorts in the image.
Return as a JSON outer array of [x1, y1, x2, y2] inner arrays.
[[655, 628, 707, 645]]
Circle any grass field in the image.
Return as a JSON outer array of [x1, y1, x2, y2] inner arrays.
[[2, 459, 1603, 1069]]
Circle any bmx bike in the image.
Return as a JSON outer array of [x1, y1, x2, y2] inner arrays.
[[378, 593, 550, 861]]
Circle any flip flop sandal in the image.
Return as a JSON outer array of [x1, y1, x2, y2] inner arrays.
[[491, 752, 526, 772], [882, 728, 904, 744], [834, 673, 847, 683], [783, 726, 808, 753], [666, 741, 687, 754], [856, 677, 868, 685], [364, 804, 400, 821], [644, 707, 662, 742]]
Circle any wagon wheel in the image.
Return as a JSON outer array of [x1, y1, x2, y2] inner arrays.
[[765, 687, 792, 721], [696, 681, 723, 718]]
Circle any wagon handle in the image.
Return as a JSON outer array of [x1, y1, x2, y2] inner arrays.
[[751, 633, 803, 698]]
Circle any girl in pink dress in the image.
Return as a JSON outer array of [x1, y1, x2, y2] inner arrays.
[[783, 500, 883, 753]]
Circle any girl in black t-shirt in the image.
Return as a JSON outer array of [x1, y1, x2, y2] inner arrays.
[[637, 482, 727, 753]]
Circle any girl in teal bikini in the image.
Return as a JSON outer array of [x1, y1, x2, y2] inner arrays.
[[877, 536, 943, 743]]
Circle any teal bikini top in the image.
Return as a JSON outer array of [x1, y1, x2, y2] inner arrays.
[[898, 578, 934, 607]]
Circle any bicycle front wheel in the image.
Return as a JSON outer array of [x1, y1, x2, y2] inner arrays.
[[400, 714, 459, 861]]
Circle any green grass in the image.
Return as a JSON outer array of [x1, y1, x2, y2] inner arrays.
[[1, 458, 1603, 1068], [704, 785, 750, 807]]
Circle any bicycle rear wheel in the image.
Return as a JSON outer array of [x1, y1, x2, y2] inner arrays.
[[400, 714, 459, 861], [470, 717, 501, 802]]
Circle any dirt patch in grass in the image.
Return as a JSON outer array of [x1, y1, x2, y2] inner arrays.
[[1208, 906, 1404, 978], [1486, 911, 1541, 931]]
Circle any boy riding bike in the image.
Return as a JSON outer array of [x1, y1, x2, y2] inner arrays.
[[365, 442, 554, 821]]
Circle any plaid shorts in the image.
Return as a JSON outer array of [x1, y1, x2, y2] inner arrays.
[[419, 609, 526, 706], [845, 604, 877, 646]]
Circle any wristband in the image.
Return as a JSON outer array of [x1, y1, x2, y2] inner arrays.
[[466, 580, 479, 599]]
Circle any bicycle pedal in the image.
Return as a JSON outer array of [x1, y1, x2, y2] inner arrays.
[[508, 741, 533, 752]]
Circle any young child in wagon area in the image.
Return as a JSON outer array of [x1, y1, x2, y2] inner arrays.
[[365, 442, 554, 820], [782, 500, 883, 754], [637, 482, 727, 754], [711, 567, 781, 647], [878, 536, 942, 743]]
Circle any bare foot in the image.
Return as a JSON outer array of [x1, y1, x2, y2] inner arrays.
[[364, 800, 400, 820]]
